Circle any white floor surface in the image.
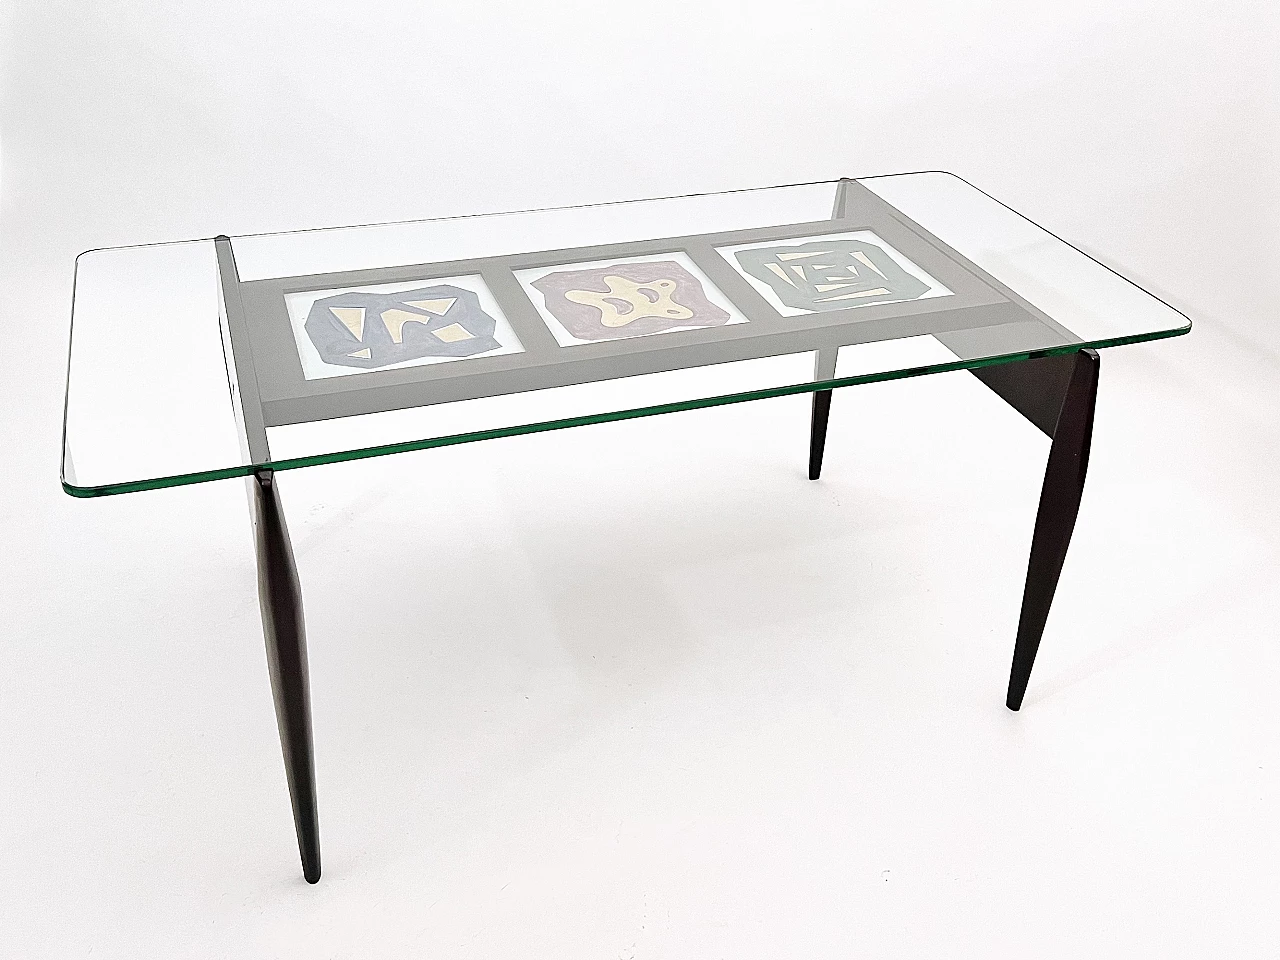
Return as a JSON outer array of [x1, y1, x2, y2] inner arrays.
[[3, 317, 1278, 957]]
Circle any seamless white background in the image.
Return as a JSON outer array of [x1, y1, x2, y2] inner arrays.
[[2, 1, 1278, 958]]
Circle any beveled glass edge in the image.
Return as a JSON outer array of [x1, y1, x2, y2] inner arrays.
[[61, 327, 1189, 498]]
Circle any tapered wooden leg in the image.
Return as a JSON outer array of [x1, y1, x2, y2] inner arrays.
[[1004, 350, 1100, 710], [809, 391, 833, 480], [809, 348, 838, 480], [249, 469, 321, 882]]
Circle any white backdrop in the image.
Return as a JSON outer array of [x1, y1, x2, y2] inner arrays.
[[2, 2, 1278, 957]]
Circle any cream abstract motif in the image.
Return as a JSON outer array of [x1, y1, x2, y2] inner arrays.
[[735, 238, 930, 312], [328, 306, 366, 341], [531, 260, 729, 341], [303, 285, 499, 369], [379, 304, 466, 344], [564, 275, 694, 327]]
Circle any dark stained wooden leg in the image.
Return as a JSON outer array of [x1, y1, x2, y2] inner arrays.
[[999, 351, 1100, 710], [809, 348, 838, 480], [809, 391, 833, 481], [249, 469, 321, 882]]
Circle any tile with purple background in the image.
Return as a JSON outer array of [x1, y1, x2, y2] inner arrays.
[[516, 252, 747, 347]]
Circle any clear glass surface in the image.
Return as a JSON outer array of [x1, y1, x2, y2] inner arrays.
[[62, 172, 1190, 497]]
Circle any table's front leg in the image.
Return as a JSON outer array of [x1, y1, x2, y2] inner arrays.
[[248, 469, 321, 882], [971, 350, 1100, 710]]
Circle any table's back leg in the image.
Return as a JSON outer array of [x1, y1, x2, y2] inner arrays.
[[996, 350, 1100, 710], [809, 392, 833, 480], [248, 469, 321, 882], [809, 348, 838, 480]]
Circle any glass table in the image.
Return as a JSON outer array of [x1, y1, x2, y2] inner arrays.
[[62, 172, 1191, 883]]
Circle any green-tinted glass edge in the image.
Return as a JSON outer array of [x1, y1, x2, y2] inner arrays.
[[62, 326, 1189, 498]]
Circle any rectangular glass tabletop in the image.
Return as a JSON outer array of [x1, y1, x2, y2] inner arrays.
[[62, 172, 1190, 496]]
